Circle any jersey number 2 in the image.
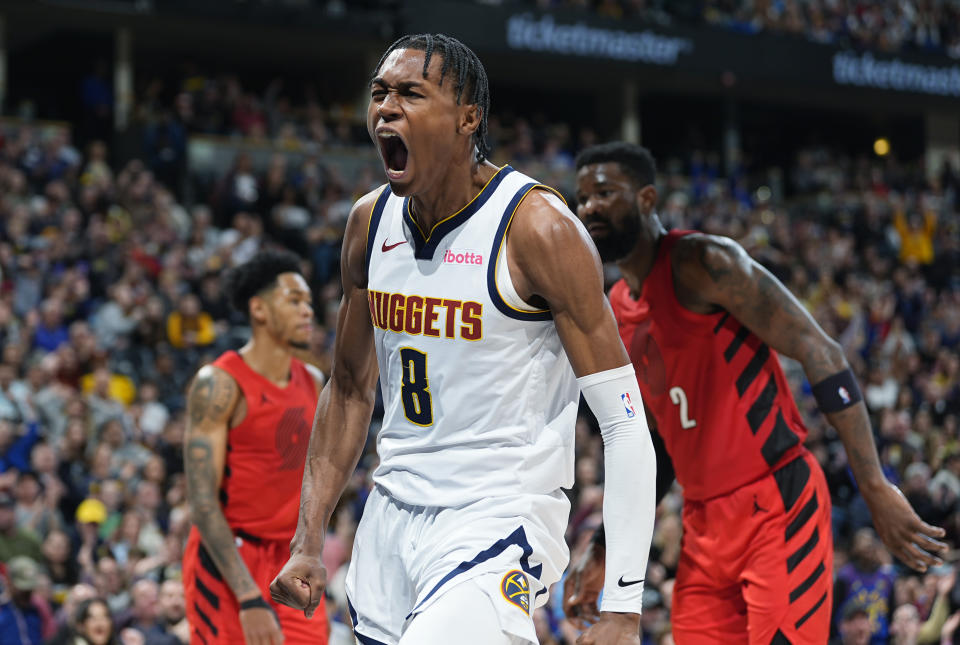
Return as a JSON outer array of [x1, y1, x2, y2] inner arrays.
[[669, 386, 697, 429], [400, 348, 433, 426]]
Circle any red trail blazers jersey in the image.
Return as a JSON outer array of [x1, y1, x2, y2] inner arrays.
[[211, 351, 318, 539], [609, 230, 808, 501]]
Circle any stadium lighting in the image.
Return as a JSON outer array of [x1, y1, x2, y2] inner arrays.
[[874, 137, 891, 157]]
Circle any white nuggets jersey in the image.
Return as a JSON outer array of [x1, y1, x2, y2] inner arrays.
[[365, 165, 580, 507]]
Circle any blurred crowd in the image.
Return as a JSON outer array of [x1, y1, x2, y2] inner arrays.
[[2, 68, 960, 645], [508, 0, 960, 57], [130, 65, 592, 186]]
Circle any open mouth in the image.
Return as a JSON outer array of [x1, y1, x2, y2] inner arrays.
[[377, 130, 409, 179]]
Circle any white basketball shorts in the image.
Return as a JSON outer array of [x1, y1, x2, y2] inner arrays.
[[344, 484, 570, 644]]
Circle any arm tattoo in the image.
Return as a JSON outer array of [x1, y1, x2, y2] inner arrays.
[[185, 372, 257, 600], [185, 437, 259, 599], [209, 376, 235, 419], [189, 375, 213, 425], [692, 236, 884, 490], [695, 239, 733, 283], [693, 237, 842, 378]]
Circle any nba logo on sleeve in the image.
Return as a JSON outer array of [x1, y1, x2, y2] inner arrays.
[[838, 386, 851, 405], [621, 393, 636, 418]]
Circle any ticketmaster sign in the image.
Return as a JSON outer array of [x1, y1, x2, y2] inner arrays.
[[506, 13, 693, 65], [833, 51, 960, 97], [404, 1, 960, 105]]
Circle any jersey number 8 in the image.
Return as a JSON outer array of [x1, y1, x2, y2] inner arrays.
[[400, 347, 433, 426]]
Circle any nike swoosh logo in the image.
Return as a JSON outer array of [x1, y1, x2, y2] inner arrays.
[[381, 239, 407, 252], [618, 576, 644, 588]]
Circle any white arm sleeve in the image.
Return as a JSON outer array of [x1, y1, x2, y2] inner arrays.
[[577, 363, 656, 614]]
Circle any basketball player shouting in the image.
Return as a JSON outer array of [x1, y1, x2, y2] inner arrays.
[[565, 142, 946, 644], [270, 35, 655, 645]]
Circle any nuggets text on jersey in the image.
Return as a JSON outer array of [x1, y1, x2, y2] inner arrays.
[[367, 290, 482, 340]]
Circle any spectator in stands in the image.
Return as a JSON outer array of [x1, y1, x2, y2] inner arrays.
[[134, 383, 170, 440], [47, 583, 98, 645], [92, 284, 141, 350], [165, 293, 215, 350], [902, 462, 941, 528], [930, 452, 960, 513], [91, 556, 130, 617], [0, 420, 41, 478], [0, 556, 45, 645], [33, 300, 69, 353], [893, 565, 955, 644], [154, 579, 188, 644], [70, 597, 119, 645], [895, 210, 938, 266], [84, 369, 130, 434], [218, 211, 263, 266], [833, 600, 873, 645], [116, 578, 179, 644], [14, 469, 61, 539], [0, 492, 43, 563], [834, 528, 897, 643], [217, 153, 259, 225], [0, 363, 31, 422], [891, 603, 922, 645], [42, 529, 79, 597]]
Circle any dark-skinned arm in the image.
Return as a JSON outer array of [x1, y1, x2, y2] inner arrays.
[[269, 190, 381, 618], [511, 190, 652, 645], [673, 234, 946, 571], [185, 367, 257, 599], [185, 367, 284, 645]]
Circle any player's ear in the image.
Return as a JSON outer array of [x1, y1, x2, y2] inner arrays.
[[458, 102, 481, 138], [637, 185, 658, 213], [248, 296, 268, 325]]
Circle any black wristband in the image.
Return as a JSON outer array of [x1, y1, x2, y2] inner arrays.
[[811, 368, 863, 413], [240, 597, 270, 611]]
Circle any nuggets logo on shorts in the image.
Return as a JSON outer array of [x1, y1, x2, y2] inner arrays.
[[500, 570, 530, 614]]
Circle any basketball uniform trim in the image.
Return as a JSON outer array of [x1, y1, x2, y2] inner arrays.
[[795, 591, 828, 629], [486, 182, 566, 321], [347, 600, 390, 645], [402, 165, 515, 260], [408, 525, 545, 618], [365, 185, 393, 273], [773, 455, 811, 511]]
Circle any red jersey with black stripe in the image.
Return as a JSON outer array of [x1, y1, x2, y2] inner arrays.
[[211, 351, 318, 540], [609, 230, 809, 501]]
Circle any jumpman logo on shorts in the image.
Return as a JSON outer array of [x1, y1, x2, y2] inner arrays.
[[752, 495, 769, 515]]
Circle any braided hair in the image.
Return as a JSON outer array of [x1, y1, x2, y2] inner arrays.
[[374, 33, 492, 163]]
